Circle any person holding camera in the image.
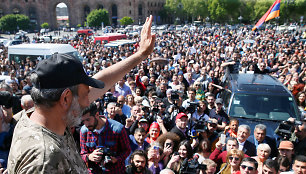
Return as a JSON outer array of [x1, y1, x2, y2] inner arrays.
[[182, 87, 199, 110], [80, 103, 131, 174]]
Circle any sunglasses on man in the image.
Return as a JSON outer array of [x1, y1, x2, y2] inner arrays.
[[241, 165, 255, 171]]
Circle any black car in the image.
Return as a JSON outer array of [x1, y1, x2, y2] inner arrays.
[[219, 74, 301, 138]]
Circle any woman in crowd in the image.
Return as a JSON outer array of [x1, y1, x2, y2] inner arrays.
[[296, 91, 306, 111], [156, 132, 180, 166], [194, 139, 211, 163], [145, 122, 160, 144], [252, 143, 271, 174], [166, 140, 193, 173], [219, 149, 244, 174], [126, 94, 135, 108], [277, 156, 291, 173]]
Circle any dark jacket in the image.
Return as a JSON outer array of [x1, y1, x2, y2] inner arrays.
[[170, 126, 187, 141], [247, 135, 278, 157], [241, 140, 257, 157]]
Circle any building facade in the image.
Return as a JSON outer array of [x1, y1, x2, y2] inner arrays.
[[0, 0, 166, 29]]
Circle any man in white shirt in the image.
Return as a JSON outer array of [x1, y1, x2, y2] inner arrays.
[[237, 125, 256, 157]]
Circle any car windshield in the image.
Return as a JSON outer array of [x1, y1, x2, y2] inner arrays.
[[229, 93, 299, 120]]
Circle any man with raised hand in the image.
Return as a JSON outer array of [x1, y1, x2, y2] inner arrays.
[[7, 15, 155, 173]]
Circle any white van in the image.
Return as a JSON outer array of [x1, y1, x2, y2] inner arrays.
[[8, 43, 83, 64]]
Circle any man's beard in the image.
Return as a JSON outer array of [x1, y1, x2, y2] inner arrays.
[[131, 163, 145, 173], [64, 96, 84, 128], [87, 117, 98, 131]]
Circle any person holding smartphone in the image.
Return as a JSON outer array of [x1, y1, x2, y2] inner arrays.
[[147, 143, 164, 174]]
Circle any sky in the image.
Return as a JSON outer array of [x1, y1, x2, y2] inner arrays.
[[57, 3, 67, 8]]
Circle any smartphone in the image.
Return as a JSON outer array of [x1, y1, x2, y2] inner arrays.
[[220, 134, 226, 144]]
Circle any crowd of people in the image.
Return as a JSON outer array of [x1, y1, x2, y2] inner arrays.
[[0, 16, 305, 173]]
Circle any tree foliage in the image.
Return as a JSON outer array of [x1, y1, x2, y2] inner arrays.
[[41, 22, 49, 29], [86, 9, 110, 27], [164, 0, 305, 24], [120, 16, 134, 26], [0, 14, 30, 32], [182, 0, 208, 21]]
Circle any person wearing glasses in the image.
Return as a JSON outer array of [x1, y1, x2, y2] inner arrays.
[[240, 157, 258, 174], [219, 149, 244, 174]]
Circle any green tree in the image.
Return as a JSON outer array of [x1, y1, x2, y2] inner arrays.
[[0, 14, 30, 32], [120, 16, 134, 26], [41, 22, 49, 29], [240, 0, 256, 23], [182, 0, 208, 21], [208, 0, 228, 22], [253, 0, 274, 21], [86, 9, 110, 27], [165, 0, 185, 23]]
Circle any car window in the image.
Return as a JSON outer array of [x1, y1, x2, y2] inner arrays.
[[229, 94, 299, 120]]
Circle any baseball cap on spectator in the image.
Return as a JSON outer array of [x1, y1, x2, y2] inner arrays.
[[215, 98, 223, 105], [142, 100, 151, 108], [178, 71, 184, 75], [189, 60, 195, 64], [166, 89, 173, 95], [288, 61, 293, 64], [207, 118, 218, 125], [176, 112, 188, 120], [5, 79, 17, 85], [34, 53, 105, 89], [149, 122, 160, 135], [23, 85, 31, 94], [278, 141, 294, 150], [139, 118, 148, 123]]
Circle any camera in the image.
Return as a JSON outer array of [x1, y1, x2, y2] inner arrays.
[[170, 90, 180, 101], [186, 102, 199, 113], [104, 92, 117, 104], [152, 105, 159, 113], [180, 158, 206, 174], [0, 91, 13, 108], [275, 120, 302, 140], [190, 118, 208, 138], [96, 146, 116, 172]]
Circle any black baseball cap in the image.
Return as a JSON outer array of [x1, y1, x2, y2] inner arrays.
[[35, 53, 105, 89]]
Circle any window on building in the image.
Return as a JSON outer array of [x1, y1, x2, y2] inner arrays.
[[138, 4, 142, 16]]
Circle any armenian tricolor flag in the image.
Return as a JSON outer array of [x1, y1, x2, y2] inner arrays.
[[252, 0, 281, 31]]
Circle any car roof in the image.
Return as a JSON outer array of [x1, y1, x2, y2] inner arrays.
[[228, 74, 290, 95]]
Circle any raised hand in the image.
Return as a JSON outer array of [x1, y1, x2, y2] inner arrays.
[[138, 15, 156, 57]]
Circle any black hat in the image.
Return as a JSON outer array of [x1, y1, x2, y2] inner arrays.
[[35, 53, 105, 89]]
